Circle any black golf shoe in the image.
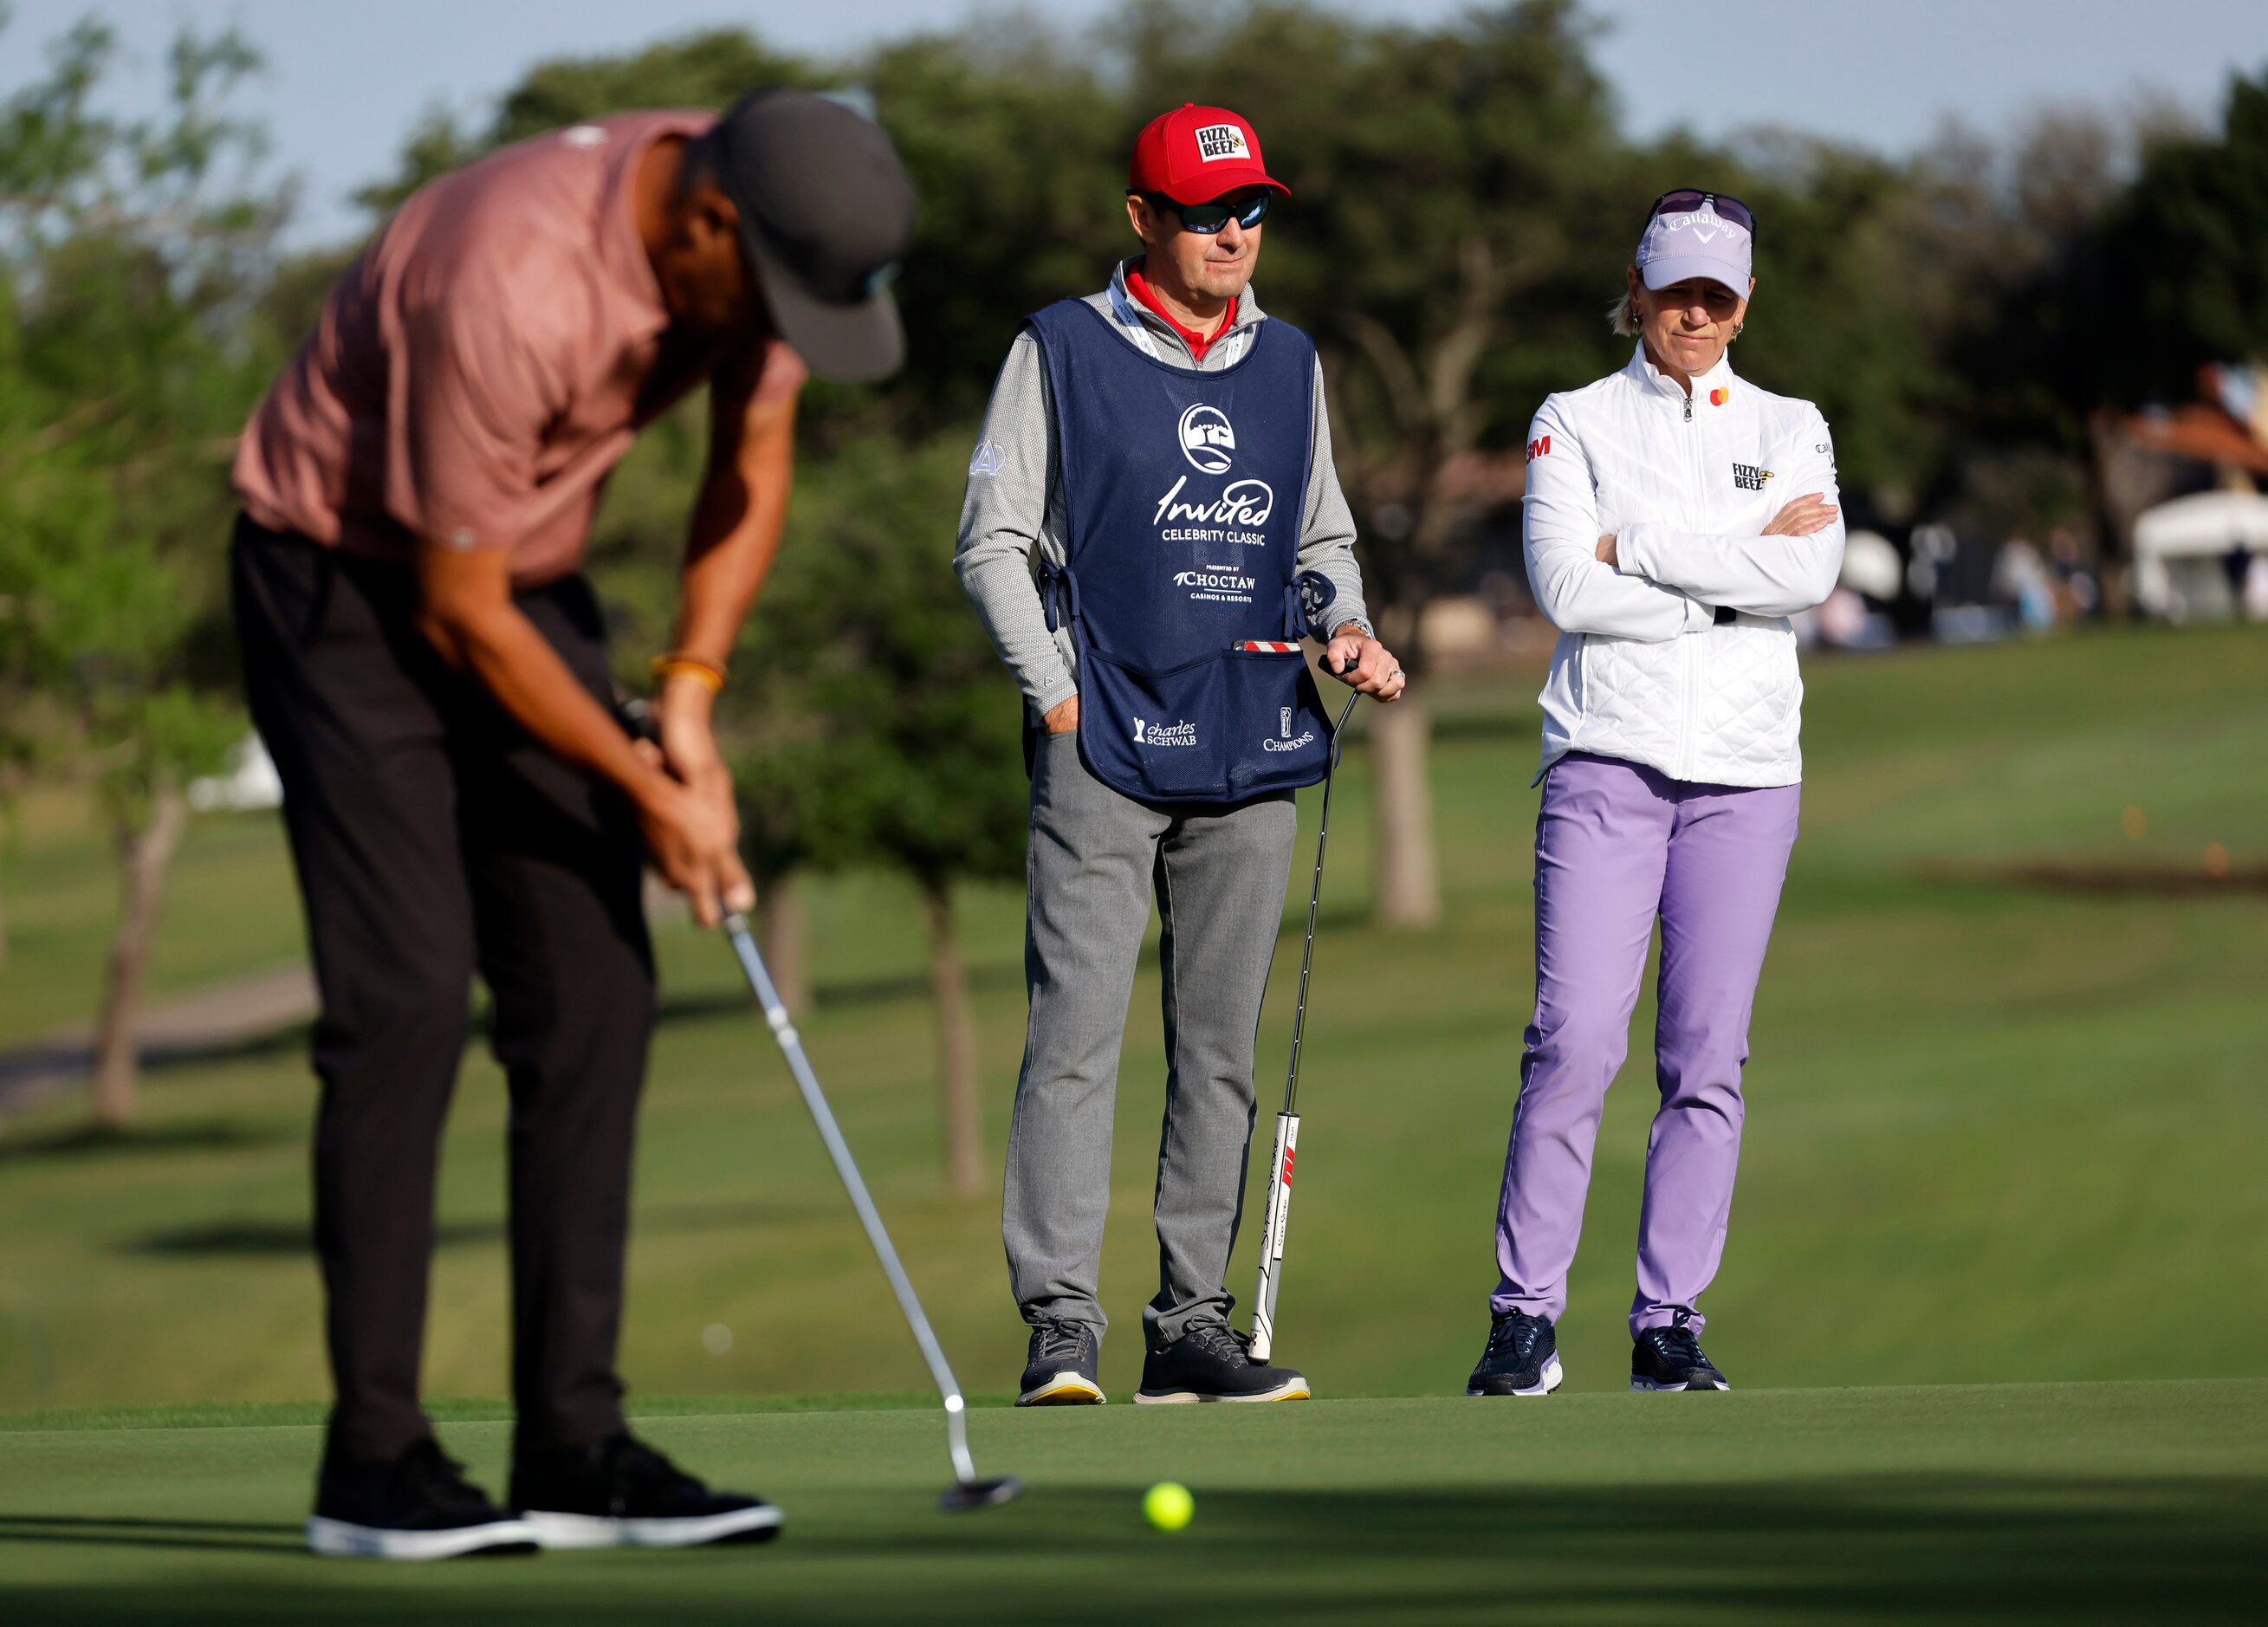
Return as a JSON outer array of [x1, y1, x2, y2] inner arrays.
[[1631, 1310, 1730, 1391], [1017, 1319, 1105, 1406], [306, 1437, 539, 1560], [1135, 1320, 1310, 1404], [511, 1434, 781, 1549], [1466, 1308, 1564, 1397]]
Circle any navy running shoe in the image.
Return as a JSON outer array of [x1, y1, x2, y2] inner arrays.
[[1135, 1321, 1309, 1404], [1631, 1311, 1729, 1391], [1466, 1308, 1564, 1397], [1017, 1319, 1105, 1406]]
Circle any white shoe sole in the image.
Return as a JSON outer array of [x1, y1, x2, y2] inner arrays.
[[1132, 1376, 1311, 1404], [1467, 1352, 1565, 1397], [522, 1505, 783, 1550], [1630, 1376, 1730, 1391], [1016, 1373, 1106, 1406], [306, 1514, 541, 1560]]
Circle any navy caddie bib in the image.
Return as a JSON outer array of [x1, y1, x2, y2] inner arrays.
[[1027, 297, 1334, 805]]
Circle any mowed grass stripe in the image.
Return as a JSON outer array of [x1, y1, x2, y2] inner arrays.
[[0, 1384, 2260, 1623]]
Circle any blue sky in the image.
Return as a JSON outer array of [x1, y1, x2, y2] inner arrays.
[[5, 0, 2266, 248]]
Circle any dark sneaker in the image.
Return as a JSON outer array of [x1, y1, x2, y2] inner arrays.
[[1631, 1311, 1730, 1391], [1017, 1319, 1105, 1406], [511, 1434, 781, 1549], [306, 1437, 539, 1560], [1135, 1320, 1310, 1404], [1466, 1308, 1564, 1397]]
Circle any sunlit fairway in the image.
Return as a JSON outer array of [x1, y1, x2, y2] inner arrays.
[[3, 1383, 2263, 1622], [3, 627, 2265, 1617]]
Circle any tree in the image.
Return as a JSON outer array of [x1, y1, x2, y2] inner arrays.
[[0, 16, 282, 1125], [736, 435, 1030, 1196]]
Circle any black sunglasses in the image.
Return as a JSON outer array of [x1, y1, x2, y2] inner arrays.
[[1140, 190, 1273, 235], [1647, 188, 1757, 237]]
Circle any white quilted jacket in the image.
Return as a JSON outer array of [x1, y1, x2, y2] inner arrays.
[[1520, 345, 1844, 788]]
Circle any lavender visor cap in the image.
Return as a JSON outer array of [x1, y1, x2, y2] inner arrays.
[[1635, 198, 1752, 293]]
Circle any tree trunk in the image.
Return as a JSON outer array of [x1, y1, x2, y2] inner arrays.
[[1370, 693, 1440, 930], [920, 881, 984, 1198], [89, 783, 189, 1130], [756, 870, 813, 1016]]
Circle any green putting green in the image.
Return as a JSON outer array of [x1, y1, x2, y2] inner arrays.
[[3, 1384, 2262, 1622]]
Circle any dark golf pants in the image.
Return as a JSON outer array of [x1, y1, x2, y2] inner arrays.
[[231, 517, 654, 1464]]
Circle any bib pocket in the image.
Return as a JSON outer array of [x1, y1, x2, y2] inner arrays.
[[1076, 640, 1331, 805]]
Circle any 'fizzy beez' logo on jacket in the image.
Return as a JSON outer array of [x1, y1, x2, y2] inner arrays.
[[1731, 462, 1772, 491]]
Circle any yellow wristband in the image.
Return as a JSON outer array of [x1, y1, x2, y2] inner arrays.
[[651, 654, 726, 692]]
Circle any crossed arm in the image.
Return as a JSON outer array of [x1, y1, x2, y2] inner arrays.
[[1522, 401, 1844, 638]]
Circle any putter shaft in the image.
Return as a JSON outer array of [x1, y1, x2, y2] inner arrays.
[[724, 917, 991, 1494], [1250, 687, 1360, 1362]]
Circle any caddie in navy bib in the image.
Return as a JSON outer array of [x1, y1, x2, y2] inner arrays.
[[1027, 298, 1334, 804]]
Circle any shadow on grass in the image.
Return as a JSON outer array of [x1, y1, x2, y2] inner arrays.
[[0, 1514, 301, 1558], [125, 1197, 835, 1257], [3, 1475, 2259, 1622], [0, 1118, 296, 1167]]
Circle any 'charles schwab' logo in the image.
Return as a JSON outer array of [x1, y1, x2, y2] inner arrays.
[[1178, 404, 1237, 473], [1132, 716, 1200, 749]]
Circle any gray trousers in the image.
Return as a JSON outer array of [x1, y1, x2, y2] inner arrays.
[[1003, 730, 1297, 1349]]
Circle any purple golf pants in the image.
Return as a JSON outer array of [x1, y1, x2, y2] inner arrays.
[[1490, 751, 1801, 1338]]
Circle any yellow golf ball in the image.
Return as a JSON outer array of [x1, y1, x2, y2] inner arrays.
[[1143, 1481, 1195, 1531]]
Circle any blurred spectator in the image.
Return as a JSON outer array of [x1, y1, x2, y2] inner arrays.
[[2047, 528, 2099, 616], [1993, 536, 2057, 632]]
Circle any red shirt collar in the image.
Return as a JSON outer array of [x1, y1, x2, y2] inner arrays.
[[1124, 259, 1238, 361]]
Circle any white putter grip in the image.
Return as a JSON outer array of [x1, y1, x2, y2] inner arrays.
[[1249, 1112, 1299, 1363]]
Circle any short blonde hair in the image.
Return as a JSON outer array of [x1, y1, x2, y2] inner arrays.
[[1607, 273, 1641, 337]]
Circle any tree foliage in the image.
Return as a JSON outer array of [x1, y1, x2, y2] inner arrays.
[[0, 10, 288, 1122]]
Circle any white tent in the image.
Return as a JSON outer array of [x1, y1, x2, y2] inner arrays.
[[1838, 529, 1902, 601], [2132, 489, 2268, 621]]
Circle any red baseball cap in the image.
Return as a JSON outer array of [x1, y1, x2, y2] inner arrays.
[[1127, 104, 1290, 205]]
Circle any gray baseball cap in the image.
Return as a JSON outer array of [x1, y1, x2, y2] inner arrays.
[[697, 88, 917, 383], [1635, 191, 1753, 295]]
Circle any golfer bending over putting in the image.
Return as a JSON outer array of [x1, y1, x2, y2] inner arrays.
[[956, 103, 1404, 1407], [1468, 191, 1842, 1399], [231, 92, 915, 1557]]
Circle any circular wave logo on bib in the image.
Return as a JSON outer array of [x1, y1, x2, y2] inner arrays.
[[1177, 404, 1237, 474]]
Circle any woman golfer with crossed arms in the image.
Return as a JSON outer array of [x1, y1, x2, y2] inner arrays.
[[1467, 190, 1843, 1397]]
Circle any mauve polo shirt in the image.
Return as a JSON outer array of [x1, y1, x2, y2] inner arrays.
[[233, 109, 733, 587]]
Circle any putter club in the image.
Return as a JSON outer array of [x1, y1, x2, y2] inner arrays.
[[1249, 668, 1364, 1364], [723, 915, 1021, 1514]]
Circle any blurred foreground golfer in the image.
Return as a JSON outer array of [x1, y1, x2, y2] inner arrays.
[[1468, 191, 1842, 1400], [230, 92, 915, 1559], [956, 104, 1404, 1408]]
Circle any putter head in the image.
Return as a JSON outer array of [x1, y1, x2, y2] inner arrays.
[[939, 1475, 1021, 1513]]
